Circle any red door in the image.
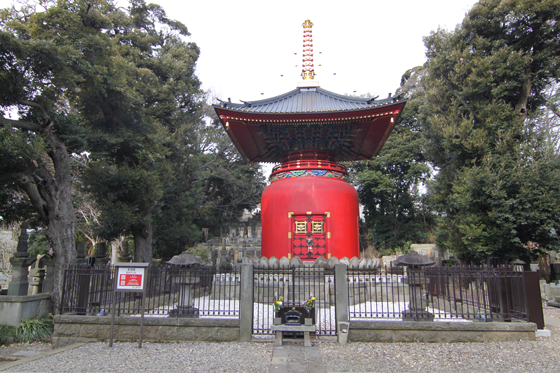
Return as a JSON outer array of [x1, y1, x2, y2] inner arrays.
[[291, 214, 327, 260]]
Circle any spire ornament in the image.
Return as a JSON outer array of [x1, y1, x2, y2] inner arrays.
[[301, 20, 315, 80]]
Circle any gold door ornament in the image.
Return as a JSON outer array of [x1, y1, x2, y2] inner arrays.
[[295, 221, 307, 234], [311, 221, 323, 234]]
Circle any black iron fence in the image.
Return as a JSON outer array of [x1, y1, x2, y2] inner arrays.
[[61, 263, 531, 337], [61, 264, 240, 318], [252, 266, 337, 337], [348, 264, 528, 322]]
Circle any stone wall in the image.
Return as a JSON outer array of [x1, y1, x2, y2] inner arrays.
[[52, 315, 240, 348], [349, 320, 537, 343], [0, 294, 52, 327]]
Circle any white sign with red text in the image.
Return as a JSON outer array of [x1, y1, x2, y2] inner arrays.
[[116, 266, 146, 290]]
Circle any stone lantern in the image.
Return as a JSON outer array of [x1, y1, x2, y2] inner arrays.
[[8, 224, 35, 296], [395, 251, 436, 321], [166, 252, 205, 318]]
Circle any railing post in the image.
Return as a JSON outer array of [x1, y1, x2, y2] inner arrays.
[[334, 264, 348, 344], [239, 264, 254, 342], [524, 271, 544, 329]]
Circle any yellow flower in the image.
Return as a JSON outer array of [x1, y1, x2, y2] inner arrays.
[[311, 297, 315, 301]]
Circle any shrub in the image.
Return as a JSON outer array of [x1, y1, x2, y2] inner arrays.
[[0, 324, 16, 346], [14, 317, 53, 343]]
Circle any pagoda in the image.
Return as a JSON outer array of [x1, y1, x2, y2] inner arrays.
[[214, 20, 406, 261]]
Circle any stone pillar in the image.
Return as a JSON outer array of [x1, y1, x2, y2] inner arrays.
[[76, 242, 86, 263], [40, 255, 54, 294], [8, 224, 33, 296], [119, 241, 131, 263], [239, 264, 254, 342], [29, 267, 45, 295], [94, 242, 110, 264], [334, 263, 349, 344]]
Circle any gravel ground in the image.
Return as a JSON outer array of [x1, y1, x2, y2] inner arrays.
[[3, 311, 560, 373], [5, 326, 559, 373], [0, 341, 51, 364], [4, 342, 273, 373], [319, 325, 560, 373]]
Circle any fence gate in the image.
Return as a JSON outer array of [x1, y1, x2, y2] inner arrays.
[[252, 266, 336, 338]]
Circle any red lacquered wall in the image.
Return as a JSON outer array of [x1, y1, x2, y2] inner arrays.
[[261, 176, 359, 261]]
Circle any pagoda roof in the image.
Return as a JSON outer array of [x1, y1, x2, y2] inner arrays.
[[213, 86, 407, 163], [215, 87, 399, 113]]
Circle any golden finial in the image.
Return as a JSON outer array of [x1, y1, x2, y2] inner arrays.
[[301, 20, 315, 80]]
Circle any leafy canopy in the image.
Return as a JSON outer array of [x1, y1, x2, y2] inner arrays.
[[421, 0, 560, 262]]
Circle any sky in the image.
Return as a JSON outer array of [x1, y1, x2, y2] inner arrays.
[[1, 0, 479, 102], [141, 0, 480, 103], [0, 0, 479, 177]]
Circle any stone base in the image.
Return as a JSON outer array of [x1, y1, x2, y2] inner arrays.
[[271, 324, 315, 347], [349, 320, 537, 343], [0, 294, 52, 327], [168, 306, 199, 318], [535, 329, 551, 337], [53, 315, 239, 348], [402, 311, 434, 322], [7, 280, 29, 296]]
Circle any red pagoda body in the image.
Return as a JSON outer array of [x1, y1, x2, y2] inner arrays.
[[261, 150, 359, 260], [214, 20, 406, 261], [214, 86, 406, 261]]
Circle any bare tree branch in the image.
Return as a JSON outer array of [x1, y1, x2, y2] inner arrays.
[[0, 160, 48, 223], [17, 99, 51, 125], [0, 116, 43, 132], [544, 103, 560, 120]]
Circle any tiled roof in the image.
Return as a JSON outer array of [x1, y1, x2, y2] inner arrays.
[[213, 86, 407, 163], [214, 87, 401, 114]]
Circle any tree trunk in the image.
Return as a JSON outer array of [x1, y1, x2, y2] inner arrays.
[[45, 204, 76, 312], [38, 135, 77, 313], [3, 103, 78, 313], [133, 221, 153, 263]]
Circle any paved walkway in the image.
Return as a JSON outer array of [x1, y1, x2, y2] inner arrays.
[[270, 342, 328, 373]]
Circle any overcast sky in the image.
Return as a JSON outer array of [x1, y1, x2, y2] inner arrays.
[[145, 0, 479, 102], [1, 0, 479, 102]]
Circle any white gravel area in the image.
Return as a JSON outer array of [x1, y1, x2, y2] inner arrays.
[[4, 342, 272, 373], [543, 306, 560, 319]]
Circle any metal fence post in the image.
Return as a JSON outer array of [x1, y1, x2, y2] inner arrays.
[[524, 271, 544, 329], [335, 264, 348, 344], [239, 264, 254, 342]]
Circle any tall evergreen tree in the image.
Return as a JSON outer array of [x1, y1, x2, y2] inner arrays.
[[79, 0, 204, 262], [152, 110, 265, 261], [352, 67, 432, 251], [0, 0, 204, 305], [1, 0, 95, 307], [421, 0, 560, 262]]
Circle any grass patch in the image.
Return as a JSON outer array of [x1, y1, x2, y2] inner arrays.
[[0, 324, 17, 346], [15, 317, 53, 342], [0, 317, 53, 346]]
